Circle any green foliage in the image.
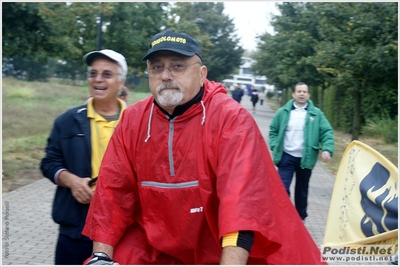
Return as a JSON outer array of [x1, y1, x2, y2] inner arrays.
[[3, 56, 48, 81], [102, 2, 168, 70], [321, 85, 352, 133], [134, 80, 151, 93], [362, 115, 398, 144], [266, 91, 274, 99], [310, 2, 397, 139], [169, 2, 244, 82], [253, 2, 398, 139], [3, 2, 397, 140], [2, 2, 244, 85], [252, 2, 327, 91], [322, 86, 335, 126], [2, 3, 61, 61], [2, 2, 168, 81]]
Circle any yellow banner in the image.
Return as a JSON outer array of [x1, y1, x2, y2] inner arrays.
[[323, 140, 398, 249]]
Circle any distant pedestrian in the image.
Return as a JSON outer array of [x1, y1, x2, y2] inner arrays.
[[250, 86, 259, 113], [231, 84, 243, 103], [269, 82, 334, 221], [118, 85, 129, 104], [40, 49, 128, 265], [258, 89, 266, 105]]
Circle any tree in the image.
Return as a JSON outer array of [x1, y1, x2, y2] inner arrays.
[[253, 3, 330, 109], [3, 2, 244, 83], [101, 2, 168, 70], [2, 2, 168, 82], [310, 2, 398, 139], [2, 2, 99, 80], [253, 3, 331, 103], [2, 3, 70, 80], [252, 2, 397, 140], [169, 2, 244, 82], [3, 3, 65, 62]]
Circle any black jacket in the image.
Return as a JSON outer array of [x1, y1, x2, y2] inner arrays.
[[40, 104, 92, 239], [231, 89, 243, 102]]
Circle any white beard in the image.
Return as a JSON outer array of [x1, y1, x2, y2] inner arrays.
[[156, 82, 183, 106]]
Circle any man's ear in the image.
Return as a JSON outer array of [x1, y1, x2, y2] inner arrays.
[[199, 65, 208, 86]]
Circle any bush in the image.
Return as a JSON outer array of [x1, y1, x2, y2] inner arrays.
[[362, 115, 398, 144], [266, 91, 274, 99], [133, 79, 150, 92]]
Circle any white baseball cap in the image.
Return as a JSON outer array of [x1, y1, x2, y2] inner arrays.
[[83, 49, 127, 79]]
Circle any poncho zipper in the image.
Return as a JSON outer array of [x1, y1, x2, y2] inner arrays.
[[168, 118, 176, 176]]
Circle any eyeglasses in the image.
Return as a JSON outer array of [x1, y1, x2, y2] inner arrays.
[[146, 62, 202, 77], [87, 70, 120, 79]]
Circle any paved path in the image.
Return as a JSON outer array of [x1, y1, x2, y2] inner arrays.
[[241, 96, 334, 250], [1, 96, 384, 265]]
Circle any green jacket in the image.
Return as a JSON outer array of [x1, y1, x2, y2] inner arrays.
[[269, 99, 334, 169]]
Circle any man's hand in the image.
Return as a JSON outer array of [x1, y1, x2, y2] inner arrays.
[[321, 151, 331, 162], [220, 246, 249, 265], [86, 252, 118, 265], [57, 171, 93, 204], [92, 242, 116, 263]]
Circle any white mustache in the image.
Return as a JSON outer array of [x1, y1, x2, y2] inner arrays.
[[157, 82, 181, 93]]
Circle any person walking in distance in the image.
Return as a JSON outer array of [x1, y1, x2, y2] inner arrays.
[[40, 49, 127, 265], [231, 84, 243, 103], [117, 85, 129, 104], [269, 82, 334, 222], [250, 86, 259, 113], [258, 88, 266, 106]]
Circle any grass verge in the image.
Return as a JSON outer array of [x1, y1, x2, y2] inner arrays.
[[2, 77, 151, 193]]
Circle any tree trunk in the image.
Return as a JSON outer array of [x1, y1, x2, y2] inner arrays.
[[351, 90, 361, 140], [319, 87, 324, 111]]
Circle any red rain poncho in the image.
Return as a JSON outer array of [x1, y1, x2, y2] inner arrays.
[[83, 79, 326, 265]]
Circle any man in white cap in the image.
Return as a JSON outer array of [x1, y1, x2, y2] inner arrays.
[[40, 49, 127, 265]]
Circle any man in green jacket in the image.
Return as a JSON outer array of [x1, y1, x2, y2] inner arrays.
[[269, 82, 334, 221]]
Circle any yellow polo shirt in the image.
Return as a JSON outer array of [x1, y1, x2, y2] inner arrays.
[[87, 98, 125, 178]]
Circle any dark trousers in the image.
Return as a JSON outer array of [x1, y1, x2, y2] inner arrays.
[[278, 152, 312, 220], [55, 233, 92, 265]]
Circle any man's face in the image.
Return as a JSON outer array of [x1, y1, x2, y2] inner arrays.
[[147, 51, 207, 113], [88, 58, 124, 102], [292, 84, 310, 107]]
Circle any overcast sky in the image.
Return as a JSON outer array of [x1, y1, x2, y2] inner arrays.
[[170, 1, 281, 51], [223, 1, 281, 51]]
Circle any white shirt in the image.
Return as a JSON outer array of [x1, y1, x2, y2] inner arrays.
[[283, 103, 308, 157]]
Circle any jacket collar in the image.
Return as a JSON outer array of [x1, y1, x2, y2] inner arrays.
[[285, 99, 315, 111], [292, 102, 308, 110], [154, 86, 204, 120]]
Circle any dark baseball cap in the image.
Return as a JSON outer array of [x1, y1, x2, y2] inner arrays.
[[142, 30, 202, 61]]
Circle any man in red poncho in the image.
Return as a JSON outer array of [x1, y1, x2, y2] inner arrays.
[[82, 30, 326, 265]]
